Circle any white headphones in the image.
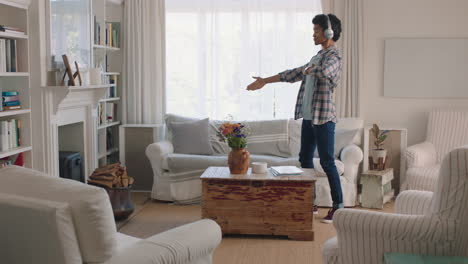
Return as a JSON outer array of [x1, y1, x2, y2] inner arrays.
[[324, 15, 334, 40]]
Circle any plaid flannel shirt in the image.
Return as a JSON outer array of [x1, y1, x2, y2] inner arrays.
[[279, 45, 342, 125]]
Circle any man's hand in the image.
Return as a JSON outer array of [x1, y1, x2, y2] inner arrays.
[[246, 76, 266, 91]]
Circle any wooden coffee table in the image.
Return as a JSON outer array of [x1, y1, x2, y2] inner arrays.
[[201, 166, 317, 241]]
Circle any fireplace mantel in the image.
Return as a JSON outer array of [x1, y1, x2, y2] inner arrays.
[[41, 84, 112, 178], [42, 85, 111, 115]]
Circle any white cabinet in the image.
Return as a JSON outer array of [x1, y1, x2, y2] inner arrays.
[[0, 1, 33, 167]]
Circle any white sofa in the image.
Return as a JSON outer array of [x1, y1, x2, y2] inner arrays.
[[0, 166, 222, 264], [402, 109, 468, 192], [146, 115, 364, 207], [322, 145, 468, 264]]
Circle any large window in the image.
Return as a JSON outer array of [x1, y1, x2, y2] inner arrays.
[[166, 0, 322, 120], [49, 0, 91, 69]]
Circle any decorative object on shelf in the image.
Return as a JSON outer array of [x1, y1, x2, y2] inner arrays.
[[89, 68, 102, 85], [73, 61, 82, 86], [218, 122, 250, 174], [61, 54, 75, 86], [87, 162, 135, 220], [60, 55, 83, 86], [369, 124, 389, 170]]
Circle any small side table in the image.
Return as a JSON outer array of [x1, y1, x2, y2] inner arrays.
[[360, 168, 394, 209]]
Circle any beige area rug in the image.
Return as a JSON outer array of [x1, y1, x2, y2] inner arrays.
[[118, 192, 395, 264]]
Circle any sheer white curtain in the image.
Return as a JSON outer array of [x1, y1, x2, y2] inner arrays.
[[321, 0, 363, 118], [165, 0, 322, 120], [123, 0, 166, 124]]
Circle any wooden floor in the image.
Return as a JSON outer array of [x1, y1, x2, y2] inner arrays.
[[118, 192, 395, 264]]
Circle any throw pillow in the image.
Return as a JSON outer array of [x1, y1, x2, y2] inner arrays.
[[313, 129, 359, 159], [165, 113, 199, 141], [171, 118, 213, 155]]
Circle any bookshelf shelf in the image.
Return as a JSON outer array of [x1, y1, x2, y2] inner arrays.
[[93, 44, 120, 51], [0, 72, 29, 77], [99, 97, 120, 102], [0, 31, 28, 40], [98, 121, 120, 130], [106, 0, 123, 5], [0, 109, 30, 117], [102, 72, 120, 76], [0, 0, 29, 9], [0, 146, 32, 159], [98, 147, 119, 159]]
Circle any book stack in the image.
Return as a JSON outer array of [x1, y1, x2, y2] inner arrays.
[[2, 91, 21, 111], [0, 38, 18, 72], [105, 22, 120, 48], [0, 118, 21, 151], [270, 166, 303, 176]]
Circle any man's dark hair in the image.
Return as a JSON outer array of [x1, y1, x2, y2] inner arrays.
[[312, 14, 342, 42]]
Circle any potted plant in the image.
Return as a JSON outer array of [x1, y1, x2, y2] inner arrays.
[[369, 124, 389, 170], [218, 122, 250, 174]]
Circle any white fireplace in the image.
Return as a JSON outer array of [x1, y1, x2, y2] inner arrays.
[[41, 85, 109, 179]]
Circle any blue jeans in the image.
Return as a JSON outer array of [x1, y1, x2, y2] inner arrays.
[[299, 120, 343, 209]]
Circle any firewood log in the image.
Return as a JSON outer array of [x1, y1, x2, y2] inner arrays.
[[88, 179, 113, 189]]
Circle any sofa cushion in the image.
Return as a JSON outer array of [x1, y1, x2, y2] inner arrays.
[[0, 193, 82, 264], [0, 166, 117, 263], [314, 129, 359, 158], [163, 154, 344, 175], [171, 118, 213, 155], [210, 119, 291, 157], [288, 118, 360, 159], [166, 114, 291, 157], [166, 114, 228, 155]]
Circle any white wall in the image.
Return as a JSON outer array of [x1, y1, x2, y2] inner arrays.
[[362, 0, 468, 145]]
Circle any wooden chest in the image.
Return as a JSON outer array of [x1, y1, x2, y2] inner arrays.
[[201, 167, 316, 241]]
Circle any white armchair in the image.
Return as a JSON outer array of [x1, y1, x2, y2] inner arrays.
[[402, 110, 468, 191], [322, 145, 468, 264], [0, 166, 222, 264]]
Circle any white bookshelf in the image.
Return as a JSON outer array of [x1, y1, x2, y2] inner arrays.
[[0, 72, 29, 77], [92, 0, 123, 167], [0, 0, 32, 167]]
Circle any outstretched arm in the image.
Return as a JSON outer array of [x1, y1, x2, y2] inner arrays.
[[246, 75, 280, 91], [246, 63, 308, 91]]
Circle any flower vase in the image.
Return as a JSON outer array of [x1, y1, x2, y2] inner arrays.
[[228, 148, 250, 174]]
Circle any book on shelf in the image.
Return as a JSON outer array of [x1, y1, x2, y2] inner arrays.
[[106, 127, 114, 149], [0, 119, 20, 151], [270, 166, 303, 176], [0, 25, 25, 34], [106, 103, 117, 123], [105, 22, 120, 48], [4, 105, 21, 111], [0, 39, 18, 72], [94, 16, 101, 45], [108, 75, 117, 97]]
